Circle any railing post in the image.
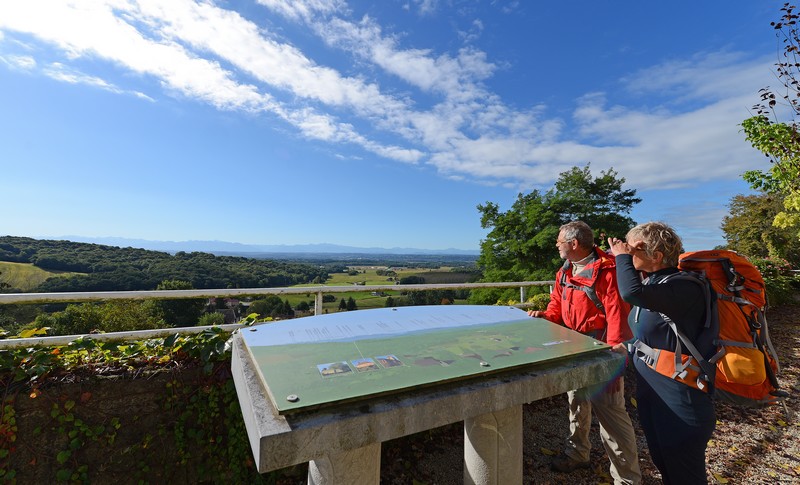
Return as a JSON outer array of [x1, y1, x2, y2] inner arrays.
[[519, 286, 525, 305], [315, 291, 324, 316]]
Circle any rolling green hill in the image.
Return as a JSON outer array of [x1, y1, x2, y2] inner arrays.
[[0, 236, 330, 292], [0, 261, 79, 292]]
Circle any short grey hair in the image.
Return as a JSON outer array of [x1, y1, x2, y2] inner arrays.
[[626, 221, 684, 267], [559, 221, 594, 250]]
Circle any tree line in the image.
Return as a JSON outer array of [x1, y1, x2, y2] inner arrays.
[[0, 236, 331, 293]]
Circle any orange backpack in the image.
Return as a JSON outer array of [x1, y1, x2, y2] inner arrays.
[[630, 249, 784, 407]]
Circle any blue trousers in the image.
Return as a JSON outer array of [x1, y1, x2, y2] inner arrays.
[[636, 374, 715, 485]]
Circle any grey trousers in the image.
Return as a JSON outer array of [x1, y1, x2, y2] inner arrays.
[[564, 378, 642, 485]]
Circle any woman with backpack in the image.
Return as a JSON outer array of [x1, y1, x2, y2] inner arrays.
[[608, 222, 716, 485]]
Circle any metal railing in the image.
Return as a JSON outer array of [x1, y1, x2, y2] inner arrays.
[[0, 280, 554, 349]]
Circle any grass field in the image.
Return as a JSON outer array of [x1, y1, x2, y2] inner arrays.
[[0, 261, 78, 291], [286, 266, 475, 314], [0, 262, 473, 319]]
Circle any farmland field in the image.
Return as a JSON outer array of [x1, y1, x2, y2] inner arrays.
[[287, 266, 477, 314]]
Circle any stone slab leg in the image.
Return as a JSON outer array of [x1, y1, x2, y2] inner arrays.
[[307, 442, 381, 485], [464, 405, 523, 485]]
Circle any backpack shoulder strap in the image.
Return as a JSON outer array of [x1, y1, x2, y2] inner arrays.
[[658, 271, 714, 329], [656, 271, 717, 385], [559, 264, 606, 315]]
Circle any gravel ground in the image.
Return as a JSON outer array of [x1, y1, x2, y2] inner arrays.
[[276, 302, 800, 484]]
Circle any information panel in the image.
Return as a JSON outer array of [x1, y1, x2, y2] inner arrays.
[[239, 305, 608, 413]]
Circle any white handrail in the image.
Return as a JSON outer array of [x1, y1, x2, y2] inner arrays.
[[0, 324, 247, 349], [0, 281, 553, 304], [0, 280, 554, 349]]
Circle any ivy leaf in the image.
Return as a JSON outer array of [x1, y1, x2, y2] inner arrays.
[[164, 333, 180, 348], [18, 327, 48, 338], [56, 450, 72, 464], [540, 447, 556, 456]]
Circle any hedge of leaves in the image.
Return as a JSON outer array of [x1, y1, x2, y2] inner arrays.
[[0, 327, 302, 484]]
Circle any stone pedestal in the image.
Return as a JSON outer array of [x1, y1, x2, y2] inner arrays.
[[308, 442, 381, 485], [464, 405, 523, 484], [231, 333, 622, 482]]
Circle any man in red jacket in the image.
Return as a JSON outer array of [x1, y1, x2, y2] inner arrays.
[[529, 221, 641, 484]]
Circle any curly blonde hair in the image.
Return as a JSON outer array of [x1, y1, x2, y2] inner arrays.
[[625, 222, 684, 267]]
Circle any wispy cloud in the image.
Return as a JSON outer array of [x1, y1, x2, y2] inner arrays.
[[0, 53, 36, 70], [255, 0, 344, 23], [44, 62, 154, 100], [0, 0, 771, 193]]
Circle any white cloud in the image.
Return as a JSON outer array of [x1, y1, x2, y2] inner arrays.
[[0, 54, 35, 70], [492, 1, 520, 15], [43, 62, 154, 100], [622, 51, 768, 103], [254, 0, 345, 22], [458, 18, 484, 43], [0, 0, 420, 163], [413, 0, 439, 16], [0, 0, 773, 194]]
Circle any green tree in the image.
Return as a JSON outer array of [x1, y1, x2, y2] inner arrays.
[[473, 164, 639, 304], [282, 299, 294, 317], [398, 275, 425, 285], [198, 312, 226, 326], [31, 300, 164, 336], [346, 297, 357, 311], [151, 280, 206, 327], [338, 298, 347, 311], [385, 296, 395, 307], [721, 192, 800, 265], [296, 301, 311, 312], [100, 300, 165, 332], [549, 165, 641, 234], [408, 290, 456, 306], [741, 5, 800, 241], [0, 304, 40, 336], [32, 303, 103, 336], [742, 117, 800, 240], [250, 295, 285, 318]]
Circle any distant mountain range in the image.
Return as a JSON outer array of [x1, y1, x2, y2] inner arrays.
[[53, 236, 480, 256]]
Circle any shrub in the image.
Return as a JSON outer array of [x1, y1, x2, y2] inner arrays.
[[527, 293, 551, 311], [198, 312, 226, 326], [750, 257, 800, 306]]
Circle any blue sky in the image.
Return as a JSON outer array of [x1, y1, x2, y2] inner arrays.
[[0, 1, 782, 252]]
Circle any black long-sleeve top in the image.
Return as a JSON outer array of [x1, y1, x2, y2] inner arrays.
[[615, 254, 715, 429]]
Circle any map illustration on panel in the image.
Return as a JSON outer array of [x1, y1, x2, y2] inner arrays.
[[240, 305, 609, 413]]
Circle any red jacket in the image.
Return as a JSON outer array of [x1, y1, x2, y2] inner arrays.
[[540, 247, 632, 346]]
